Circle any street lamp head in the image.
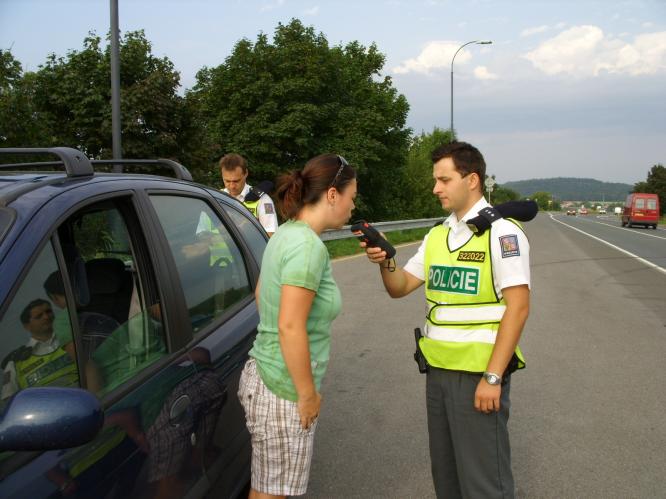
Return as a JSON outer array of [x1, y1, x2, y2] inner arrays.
[[477, 40, 493, 45]]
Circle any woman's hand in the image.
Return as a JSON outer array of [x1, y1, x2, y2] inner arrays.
[[298, 391, 321, 429]]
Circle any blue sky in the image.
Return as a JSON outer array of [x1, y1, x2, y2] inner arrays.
[[1, 0, 665, 184]]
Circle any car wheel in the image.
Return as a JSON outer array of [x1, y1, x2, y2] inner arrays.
[[621, 220, 626, 227]]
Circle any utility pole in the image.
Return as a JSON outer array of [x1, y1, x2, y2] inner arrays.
[[110, 0, 122, 167]]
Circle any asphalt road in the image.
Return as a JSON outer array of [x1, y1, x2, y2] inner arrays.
[[305, 212, 666, 499]]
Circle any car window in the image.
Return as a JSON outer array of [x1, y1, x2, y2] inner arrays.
[[221, 203, 267, 266], [647, 198, 657, 210], [0, 242, 81, 406], [57, 200, 167, 396], [149, 195, 251, 333], [635, 198, 645, 209]]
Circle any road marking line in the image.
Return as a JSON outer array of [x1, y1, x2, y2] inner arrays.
[[571, 216, 666, 240], [593, 220, 666, 240], [549, 214, 666, 276]]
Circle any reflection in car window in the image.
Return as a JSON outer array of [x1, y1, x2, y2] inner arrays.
[[635, 199, 645, 209], [647, 199, 656, 210], [149, 195, 251, 333], [0, 243, 80, 405], [57, 201, 167, 396], [221, 204, 267, 266]]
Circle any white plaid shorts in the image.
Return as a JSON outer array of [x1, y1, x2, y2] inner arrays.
[[238, 358, 318, 496]]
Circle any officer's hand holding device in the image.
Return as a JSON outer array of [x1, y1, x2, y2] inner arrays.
[[351, 220, 396, 259]]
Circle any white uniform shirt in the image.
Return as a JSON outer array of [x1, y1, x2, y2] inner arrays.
[[404, 197, 531, 298], [2, 334, 63, 399], [225, 183, 278, 234]]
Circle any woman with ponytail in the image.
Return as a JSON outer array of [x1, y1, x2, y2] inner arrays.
[[238, 153, 357, 499]]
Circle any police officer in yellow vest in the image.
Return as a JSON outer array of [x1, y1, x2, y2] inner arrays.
[[1, 299, 79, 400], [220, 153, 278, 236], [364, 142, 530, 499]]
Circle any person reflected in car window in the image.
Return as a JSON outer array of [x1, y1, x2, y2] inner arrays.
[[1, 299, 79, 400], [43, 271, 103, 393]]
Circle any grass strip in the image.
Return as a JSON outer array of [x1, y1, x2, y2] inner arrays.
[[325, 226, 432, 259]]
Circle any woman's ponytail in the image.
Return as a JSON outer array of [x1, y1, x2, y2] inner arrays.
[[276, 169, 305, 220]]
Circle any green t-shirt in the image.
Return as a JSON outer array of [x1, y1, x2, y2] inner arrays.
[[53, 308, 73, 346], [249, 219, 341, 401]]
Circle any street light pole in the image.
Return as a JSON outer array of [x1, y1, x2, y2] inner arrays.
[[110, 0, 122, 165], [450, 40, 492, 138]]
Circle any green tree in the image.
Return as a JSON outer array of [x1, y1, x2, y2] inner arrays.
[[634, 164, 666, 212], [189, 19, 411, 220], [0, 50, 49, 146], [30, 31, 196, 162], [530, 191, 555, 211], [489, 183, 520, 205], [402, 127, 454, 218]]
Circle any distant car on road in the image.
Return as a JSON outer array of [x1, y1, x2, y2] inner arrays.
[[566, 209, 577, 216], [579, 208, 588, 215], [598, 208, 607, 214]]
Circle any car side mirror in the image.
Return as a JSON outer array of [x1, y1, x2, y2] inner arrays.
[[0, 387, 103, 451]]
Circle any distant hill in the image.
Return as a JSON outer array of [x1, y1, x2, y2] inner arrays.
[[502, 177, 633, 202]]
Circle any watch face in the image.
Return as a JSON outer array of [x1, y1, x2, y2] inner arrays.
[[486, 373, 500, 385]]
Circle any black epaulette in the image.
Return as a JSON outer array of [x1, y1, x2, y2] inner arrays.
[[466, 207, 502, 236], [1, 345, 33, 369], [244, 187, 263, 203]]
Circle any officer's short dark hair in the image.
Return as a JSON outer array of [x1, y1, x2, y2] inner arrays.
[[20, 299, 51, 325], [219, 153, 248, 173], [43, 271, 65, 297], [431, 142, 486, 187]]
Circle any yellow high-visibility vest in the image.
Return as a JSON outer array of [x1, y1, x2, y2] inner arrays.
[[420, 222, 526, 373]]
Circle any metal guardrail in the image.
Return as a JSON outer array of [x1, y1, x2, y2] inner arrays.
[[320, 217, 443, 241]]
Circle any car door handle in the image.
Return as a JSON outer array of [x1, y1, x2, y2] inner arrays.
[[169, 394, 191, 427]]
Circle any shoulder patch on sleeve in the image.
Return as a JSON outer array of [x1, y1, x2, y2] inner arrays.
[[263, 203, 274, 214], [500, 234, 520, 258]]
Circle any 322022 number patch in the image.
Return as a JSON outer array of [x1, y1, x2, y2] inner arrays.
[[457, 251, 486, 262]]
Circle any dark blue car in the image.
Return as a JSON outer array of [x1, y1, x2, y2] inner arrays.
[[0, 148, 266, 498]]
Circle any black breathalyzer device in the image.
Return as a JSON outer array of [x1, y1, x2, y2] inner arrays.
[[350, 220, 396, 259]]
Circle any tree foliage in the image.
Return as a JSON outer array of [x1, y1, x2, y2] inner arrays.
[[0, 50, 49, 146], [401, 127, 454, 218], [529, 191, 556, 211], [634, 164, 666, 212], [489, 184, 520, 205], [188, 19, 411, 220], [2, 32, 195, 163]]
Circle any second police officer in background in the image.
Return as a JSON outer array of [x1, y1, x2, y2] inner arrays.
[[220, 153, 279, 236], [364, 141, 531, 499]]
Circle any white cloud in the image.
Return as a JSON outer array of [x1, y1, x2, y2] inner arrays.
[[474, 65, 498, 80], [642, 22, 654, 29], [260, 0, 285, 12], [555, 22, 567, 29], [303, 5, 319, 16], [392, 41, 472, 74], [520, 25, 549, 37], [523, 25, 666, 77]]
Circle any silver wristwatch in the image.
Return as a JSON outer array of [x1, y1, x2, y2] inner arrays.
[[483, 371, 502, 385]]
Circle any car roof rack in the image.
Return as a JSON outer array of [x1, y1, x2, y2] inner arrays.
[[0, 148, 194, 207], [0, 147, 94, 177], [91, 159, 193, 181]]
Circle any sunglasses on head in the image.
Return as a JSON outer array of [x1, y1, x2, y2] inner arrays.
[[330, 155, 348, 188]]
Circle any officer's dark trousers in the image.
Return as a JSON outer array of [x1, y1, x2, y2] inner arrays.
[[426, 368, 514, 499]]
